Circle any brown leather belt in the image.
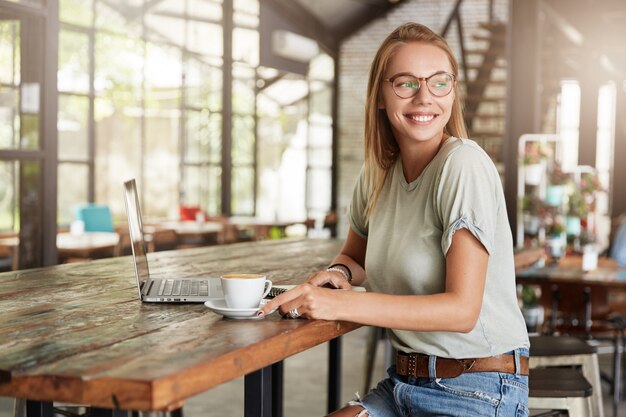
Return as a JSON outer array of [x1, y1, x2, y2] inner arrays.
[[396, 351, 529, 379]]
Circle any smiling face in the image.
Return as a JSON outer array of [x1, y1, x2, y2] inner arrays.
[[379, 41, 455, 150]]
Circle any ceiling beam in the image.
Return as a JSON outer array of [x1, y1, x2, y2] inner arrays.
[[334, 0, 408, 41], [261, 0, 338, 57]]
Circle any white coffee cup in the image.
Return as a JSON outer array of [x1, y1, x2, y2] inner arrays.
[[220, 274, 272, 309]]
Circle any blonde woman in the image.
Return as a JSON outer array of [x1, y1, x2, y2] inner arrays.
[[259, 22, 529, 417]]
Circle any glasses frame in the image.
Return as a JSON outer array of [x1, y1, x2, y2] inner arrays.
[[384, 71, 456, 99]]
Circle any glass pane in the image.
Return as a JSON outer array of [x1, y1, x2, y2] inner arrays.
[[0, 161, 17, 231], [234, 0, 259, 15], [94, 96, 142, 218], [21, 113, 39, 150], [95, 33, 144, 102], [205, 165, 221, 215], [307, 168, 331, 212], [309, 53, 334, 81], [143, 138, 179, 221], [20, 161, 43, 267], [185, 58, 222, 111], [145, 42, 182, 109], [189, 0, 223, 21], [309, 123, 332, 147], [231, 166, 254, 215], [0, 20, 20, 86], [234, 11, 259, 28], [145, 14, 185, 48], [183, 165, 221, 216], [233, 28, 258, 66], [232, 115, 254, 164], [208, 113, 222, 163], [152, 0, 184, 15], [60, 0, 93, 27], [308, 145, 332, 168], [310, 83, 332, 120], [57, 163, 89, 225], [96, 0, 143, 35], [232, 77, 255, 114], [0, 86, 19, 149], [58, 30, 90, 94], [187, 21, 222, 57], [58, 94, 89, 160], [186, 109, 210, 164]]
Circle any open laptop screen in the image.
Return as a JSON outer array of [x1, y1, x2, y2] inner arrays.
[[123, 179, 150, 298]]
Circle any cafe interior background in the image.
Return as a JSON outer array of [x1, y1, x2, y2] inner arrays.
[[2, 0, 626, 415], [2, 0, 626, 381]]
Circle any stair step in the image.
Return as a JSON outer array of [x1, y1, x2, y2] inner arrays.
[[468, 131, 504, 139], [479, 22, 507, 33], [464, 112, 505, 120], [465, 63, 507, 71], [465, 49, 506, 57], [464, 96, 505, 103], [463, 79, 506, 86], [473, 34, 506, 43]]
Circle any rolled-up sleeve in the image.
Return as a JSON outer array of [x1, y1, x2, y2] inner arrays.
[[435, 145, 500, 256]]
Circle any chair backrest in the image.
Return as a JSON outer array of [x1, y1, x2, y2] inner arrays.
[[610, 215, 626, 266], [75, 204, 114, 232], [179, 205, 204, 221]]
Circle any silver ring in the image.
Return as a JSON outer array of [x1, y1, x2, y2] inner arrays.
[[288, 308, 300, 319]]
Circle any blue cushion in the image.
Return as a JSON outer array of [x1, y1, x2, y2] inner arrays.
[[75, 204, 114, 232], [610, 220, 626, 266]]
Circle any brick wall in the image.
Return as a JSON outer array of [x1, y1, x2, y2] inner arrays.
[[336, 0, 509, 237]]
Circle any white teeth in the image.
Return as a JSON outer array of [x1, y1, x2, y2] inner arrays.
[[409, 114, 435, 122]]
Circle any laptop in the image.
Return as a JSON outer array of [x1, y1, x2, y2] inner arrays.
[[123, 179, 223, 302]]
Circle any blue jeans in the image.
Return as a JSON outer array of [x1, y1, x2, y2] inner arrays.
[[351, 348, 529, 417]]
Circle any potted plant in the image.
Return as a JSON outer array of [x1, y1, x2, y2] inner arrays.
[[565, 189, 586, 237], [519, 285, 544, 332], [523, 142, 550, 186], [522, 194, 543, 235], [545, 164, 569, 207]]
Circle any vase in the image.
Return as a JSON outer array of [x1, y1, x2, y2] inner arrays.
[[521, 305, 544, 333], [524, 164, 543, 186], [545, 185, 565, 207], [523, 213, 540, 235], [566, 216, 581, 236]]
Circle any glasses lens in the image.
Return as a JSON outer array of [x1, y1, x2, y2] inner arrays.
[[391, 75, 420, 98], [427, 73, 454, 97]]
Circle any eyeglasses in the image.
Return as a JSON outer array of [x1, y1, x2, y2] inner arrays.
[[384, 72, 455, 98]]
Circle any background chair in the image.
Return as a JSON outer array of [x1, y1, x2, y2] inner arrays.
[[74, 204, 114, 232]]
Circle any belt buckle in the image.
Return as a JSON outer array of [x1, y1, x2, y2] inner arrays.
[[447, 359, 476, 378]]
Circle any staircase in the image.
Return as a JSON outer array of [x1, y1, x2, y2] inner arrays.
[[461, 22, 507, 165]]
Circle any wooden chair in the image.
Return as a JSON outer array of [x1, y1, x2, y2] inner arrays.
[[530, 335, 604, 417], [529, 368, 593, 417]]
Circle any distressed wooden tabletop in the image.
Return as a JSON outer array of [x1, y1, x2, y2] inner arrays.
[[0, 238, 360, 411]]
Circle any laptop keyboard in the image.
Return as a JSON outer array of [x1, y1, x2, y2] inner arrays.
[[158, 279, 209, 297]]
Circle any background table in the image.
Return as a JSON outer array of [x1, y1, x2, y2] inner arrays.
[[0, 238, 359, 416]]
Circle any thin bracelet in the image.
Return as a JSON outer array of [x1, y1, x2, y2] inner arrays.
[[327, 263, 353, 283]]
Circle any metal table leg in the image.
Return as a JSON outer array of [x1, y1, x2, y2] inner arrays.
[[328, 337, 342, 414], [25, 401, 53, 417], [244, 365, 273, 417]]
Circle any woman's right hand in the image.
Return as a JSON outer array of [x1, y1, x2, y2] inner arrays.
[[307, 269, 353, 290]]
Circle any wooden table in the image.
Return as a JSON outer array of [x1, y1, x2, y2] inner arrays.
[[57, 232, 120, 259], [0, 239, 359, 417], [516, 255, 626, 332], [157, 221, 223, 246]]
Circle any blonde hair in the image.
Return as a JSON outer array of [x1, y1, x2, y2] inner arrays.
[[363, 23, 468, 220]]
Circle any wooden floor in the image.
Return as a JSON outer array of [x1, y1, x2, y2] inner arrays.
[[0, 327, 623, 416]]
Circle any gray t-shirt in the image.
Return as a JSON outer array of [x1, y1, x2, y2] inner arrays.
[[348, 137, 529, 358]]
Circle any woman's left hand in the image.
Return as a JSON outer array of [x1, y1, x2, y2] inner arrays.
[[256, 283, 340, 320]]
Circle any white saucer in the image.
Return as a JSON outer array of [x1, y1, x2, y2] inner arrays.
[[204, 299, 274, 320]]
